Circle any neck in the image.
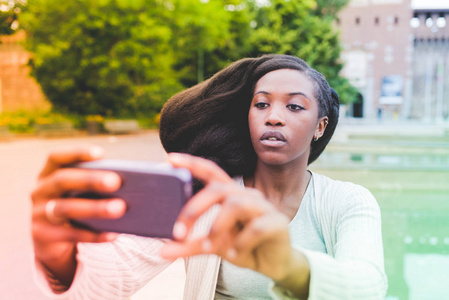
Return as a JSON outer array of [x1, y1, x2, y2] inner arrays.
[[245, 158, 311, 218]]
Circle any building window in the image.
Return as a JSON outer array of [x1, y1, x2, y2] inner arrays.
[[356, 17, 360, 25], [375, 17, 379, 25], [436, 16, 446, 28], [410, 17, 420, 28], [394, 16, 399, 25]]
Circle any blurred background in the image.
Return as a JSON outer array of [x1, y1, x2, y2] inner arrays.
[[1, 0, 448, 299]]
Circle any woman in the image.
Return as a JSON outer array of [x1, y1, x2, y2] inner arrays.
[[32, 54, 387, 299]]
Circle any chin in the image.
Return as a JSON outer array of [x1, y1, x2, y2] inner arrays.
[[257, 153, 291, 166], [256, 150, 307, 168]]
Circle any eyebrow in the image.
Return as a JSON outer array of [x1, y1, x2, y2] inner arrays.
[[253, 91, 312, 102]]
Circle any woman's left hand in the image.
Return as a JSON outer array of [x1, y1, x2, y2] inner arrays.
[[160, 153, 293, 282]]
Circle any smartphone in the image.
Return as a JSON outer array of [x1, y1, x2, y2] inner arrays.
[[67, 159, 192, 239]]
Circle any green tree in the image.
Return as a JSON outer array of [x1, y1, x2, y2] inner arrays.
[[168, 0, 253, 86], [20, 0, 356, 116], [315, 0, 350, 19], [204, 0, 254, 80], [249, 0, 358, 104], [21, 0, 182, 117], [20, 0, 253, 115], [0, 0, 26, 35]]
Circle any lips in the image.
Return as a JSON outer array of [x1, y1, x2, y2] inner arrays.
[[260, 131, 286, 142]]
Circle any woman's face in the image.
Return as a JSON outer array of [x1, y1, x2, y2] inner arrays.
[[248, 69, 327, 167]]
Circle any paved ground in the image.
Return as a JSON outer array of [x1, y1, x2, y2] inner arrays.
[[0, 131, 185, 300]]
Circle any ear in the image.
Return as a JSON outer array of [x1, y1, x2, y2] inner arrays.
[[313, 117, 328, 141]]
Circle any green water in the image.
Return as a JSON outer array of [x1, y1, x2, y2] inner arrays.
[[311, 144, 449, 300]]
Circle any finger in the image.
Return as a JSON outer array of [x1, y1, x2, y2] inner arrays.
[[233, 213, 290, 262], [173, 186, 267, 241], [39, 146, 105, 179], [213, 214, 290, 274], [208, 193, 265, 242], [204, 188, 271, 240], [208, 230, 239, 260], [33, 168, 121, 200], [172, 183, 230, 240], [167, 153, 232, 185], [32, 221, 119, 244], [205, 195, 268, 260], [159, 238, 206, 259], [161, 232, 239, 261], [34, 199, 127, 222]]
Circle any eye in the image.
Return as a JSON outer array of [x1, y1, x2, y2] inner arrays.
[[255, 102, 269, 109], [287, 104, 304, 111]]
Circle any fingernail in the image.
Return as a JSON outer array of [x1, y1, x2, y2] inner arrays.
[[89, 146, 104, 159], [226, 248, 237, 260], [102, 173, 119, 189], [105, 232, 119, 241], [202, 239, 212, 252], [173, 222, 186, 240], [107, 200, 126, 216], [168, 153, 184, 164]]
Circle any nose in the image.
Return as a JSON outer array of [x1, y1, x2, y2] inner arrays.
[[265, 106, 285, 126]]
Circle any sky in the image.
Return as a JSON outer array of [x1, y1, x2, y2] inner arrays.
[[411, 0, 449, 9]]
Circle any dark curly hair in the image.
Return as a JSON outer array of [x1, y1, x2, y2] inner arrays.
[[159, 54, 339, 182]]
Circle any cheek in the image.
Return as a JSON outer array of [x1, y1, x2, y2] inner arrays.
[[290, 118, 316, 143], [247, 111, 258, 133], [248, 112, 263, 146], [248, 120, 258, 144]]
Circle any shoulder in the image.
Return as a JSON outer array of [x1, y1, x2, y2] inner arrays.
[[311, 172, 371, 195], [310, 171, 380, 215]]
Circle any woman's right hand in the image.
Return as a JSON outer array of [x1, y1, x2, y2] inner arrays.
[[31, 146, 126, 291]]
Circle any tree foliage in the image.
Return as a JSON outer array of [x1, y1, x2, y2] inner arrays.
[[21, 0, 252, 116], [21, 0, 182, 116], [20, 0, 356, 117], [315, 0, 351, 19], [249, 0, 358, 104], [0, 0, 26, 35], [167, 0, 239, 86]]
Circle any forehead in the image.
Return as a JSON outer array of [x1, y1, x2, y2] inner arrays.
[[254, 69, 315, 95]]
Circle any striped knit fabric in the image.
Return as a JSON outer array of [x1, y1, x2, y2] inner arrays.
[[299, 173, 387, 300]]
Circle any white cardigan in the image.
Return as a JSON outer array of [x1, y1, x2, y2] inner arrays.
[[34, 172, 387, 299]]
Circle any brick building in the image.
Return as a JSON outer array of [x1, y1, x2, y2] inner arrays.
[[0, 31, 50, 113], [338, 0, 449, 122]]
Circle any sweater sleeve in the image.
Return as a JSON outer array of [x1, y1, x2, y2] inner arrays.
[[33, 234, 174, 299], [303, 181, 387, 300]]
